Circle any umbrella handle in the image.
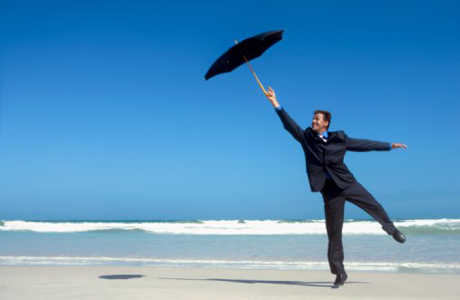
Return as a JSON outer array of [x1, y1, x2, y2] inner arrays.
[[243, 56, 268, 96], [234, 40, 268, 96]]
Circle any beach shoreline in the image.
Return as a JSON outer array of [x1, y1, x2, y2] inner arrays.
[[2, 266, 459, 300]]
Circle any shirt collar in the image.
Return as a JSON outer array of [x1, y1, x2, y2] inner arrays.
[[318, 131, 328, 138]]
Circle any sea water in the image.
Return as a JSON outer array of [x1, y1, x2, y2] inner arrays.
[[1, 219, 459, 273]]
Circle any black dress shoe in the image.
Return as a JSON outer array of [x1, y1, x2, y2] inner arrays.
[[392, 229, 406, 243], [333, 271, 348, 287]]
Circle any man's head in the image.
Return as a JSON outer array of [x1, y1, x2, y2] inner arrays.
[[312, 110, 332, 134]]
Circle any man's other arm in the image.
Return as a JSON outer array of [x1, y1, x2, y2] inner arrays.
[[346, 135, 407, 151]]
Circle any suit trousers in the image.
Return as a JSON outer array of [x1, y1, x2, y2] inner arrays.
[[320, 179, 396, 274]]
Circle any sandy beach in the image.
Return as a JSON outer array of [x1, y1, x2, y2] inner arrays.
[[1, 266, 459, 300]]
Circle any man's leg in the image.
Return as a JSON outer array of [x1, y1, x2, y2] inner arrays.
[[343, 182, 396, 235], [321, 179, 347, 275]]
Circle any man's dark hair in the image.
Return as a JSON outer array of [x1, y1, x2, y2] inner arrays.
[[314, 110, 332, 130]]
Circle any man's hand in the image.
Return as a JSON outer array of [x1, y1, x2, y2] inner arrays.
[[265, 86, 280, 109], [391, 143, 408, 150]]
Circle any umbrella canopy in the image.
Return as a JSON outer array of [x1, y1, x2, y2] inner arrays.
[[204, 29, 284, 81]]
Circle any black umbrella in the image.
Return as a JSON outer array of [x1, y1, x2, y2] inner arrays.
[[204, 29, 284, 95]]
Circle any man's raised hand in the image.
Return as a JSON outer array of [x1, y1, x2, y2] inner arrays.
[[265, 86, 280, 109]]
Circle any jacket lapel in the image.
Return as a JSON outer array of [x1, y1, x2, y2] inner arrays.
[[326, 132, 340, 143], [306, 127, 328, 144]]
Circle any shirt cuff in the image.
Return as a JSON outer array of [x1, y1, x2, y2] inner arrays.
[[275, 105, 283, 111], [389, 143, 392, 150]]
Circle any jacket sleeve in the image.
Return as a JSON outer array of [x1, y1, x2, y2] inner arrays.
[[345, 134, 391, 152], [275, 107, 305, 143]]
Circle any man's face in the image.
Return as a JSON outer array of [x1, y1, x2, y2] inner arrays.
[[312, 113, 329, 133]]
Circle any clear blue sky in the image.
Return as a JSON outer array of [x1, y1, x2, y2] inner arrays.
[[1, 0, 459, 220]]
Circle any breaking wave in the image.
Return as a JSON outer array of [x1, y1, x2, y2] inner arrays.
[[1, 219, 459, 235]]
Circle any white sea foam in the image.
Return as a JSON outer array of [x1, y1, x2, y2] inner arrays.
[[0, 255, 459, 273], [1, 219, 459, 235]]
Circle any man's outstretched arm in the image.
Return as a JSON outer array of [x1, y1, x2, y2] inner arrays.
[[265, 87, 305, 143]]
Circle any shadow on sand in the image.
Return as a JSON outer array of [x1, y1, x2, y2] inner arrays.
[[159, 277, 370, 288], [99, 274, 145, 280]]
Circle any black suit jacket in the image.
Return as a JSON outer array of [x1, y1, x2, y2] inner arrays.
[[276, 108, 391, 192]]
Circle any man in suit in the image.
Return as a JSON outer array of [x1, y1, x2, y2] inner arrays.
[[265, 87, 407, 287]]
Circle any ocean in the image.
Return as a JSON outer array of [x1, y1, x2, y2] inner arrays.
[[1, 219, 459, 273]]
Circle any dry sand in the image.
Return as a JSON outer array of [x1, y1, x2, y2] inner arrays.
[[1, 266, 459, 300]]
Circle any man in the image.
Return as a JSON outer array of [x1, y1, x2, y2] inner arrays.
[[265, 87, 407, 288]]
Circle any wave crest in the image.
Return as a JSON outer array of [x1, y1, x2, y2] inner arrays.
[[1, 219, 459, 235]]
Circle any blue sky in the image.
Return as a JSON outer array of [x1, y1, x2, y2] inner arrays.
[[1, 0, 459, 220]]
